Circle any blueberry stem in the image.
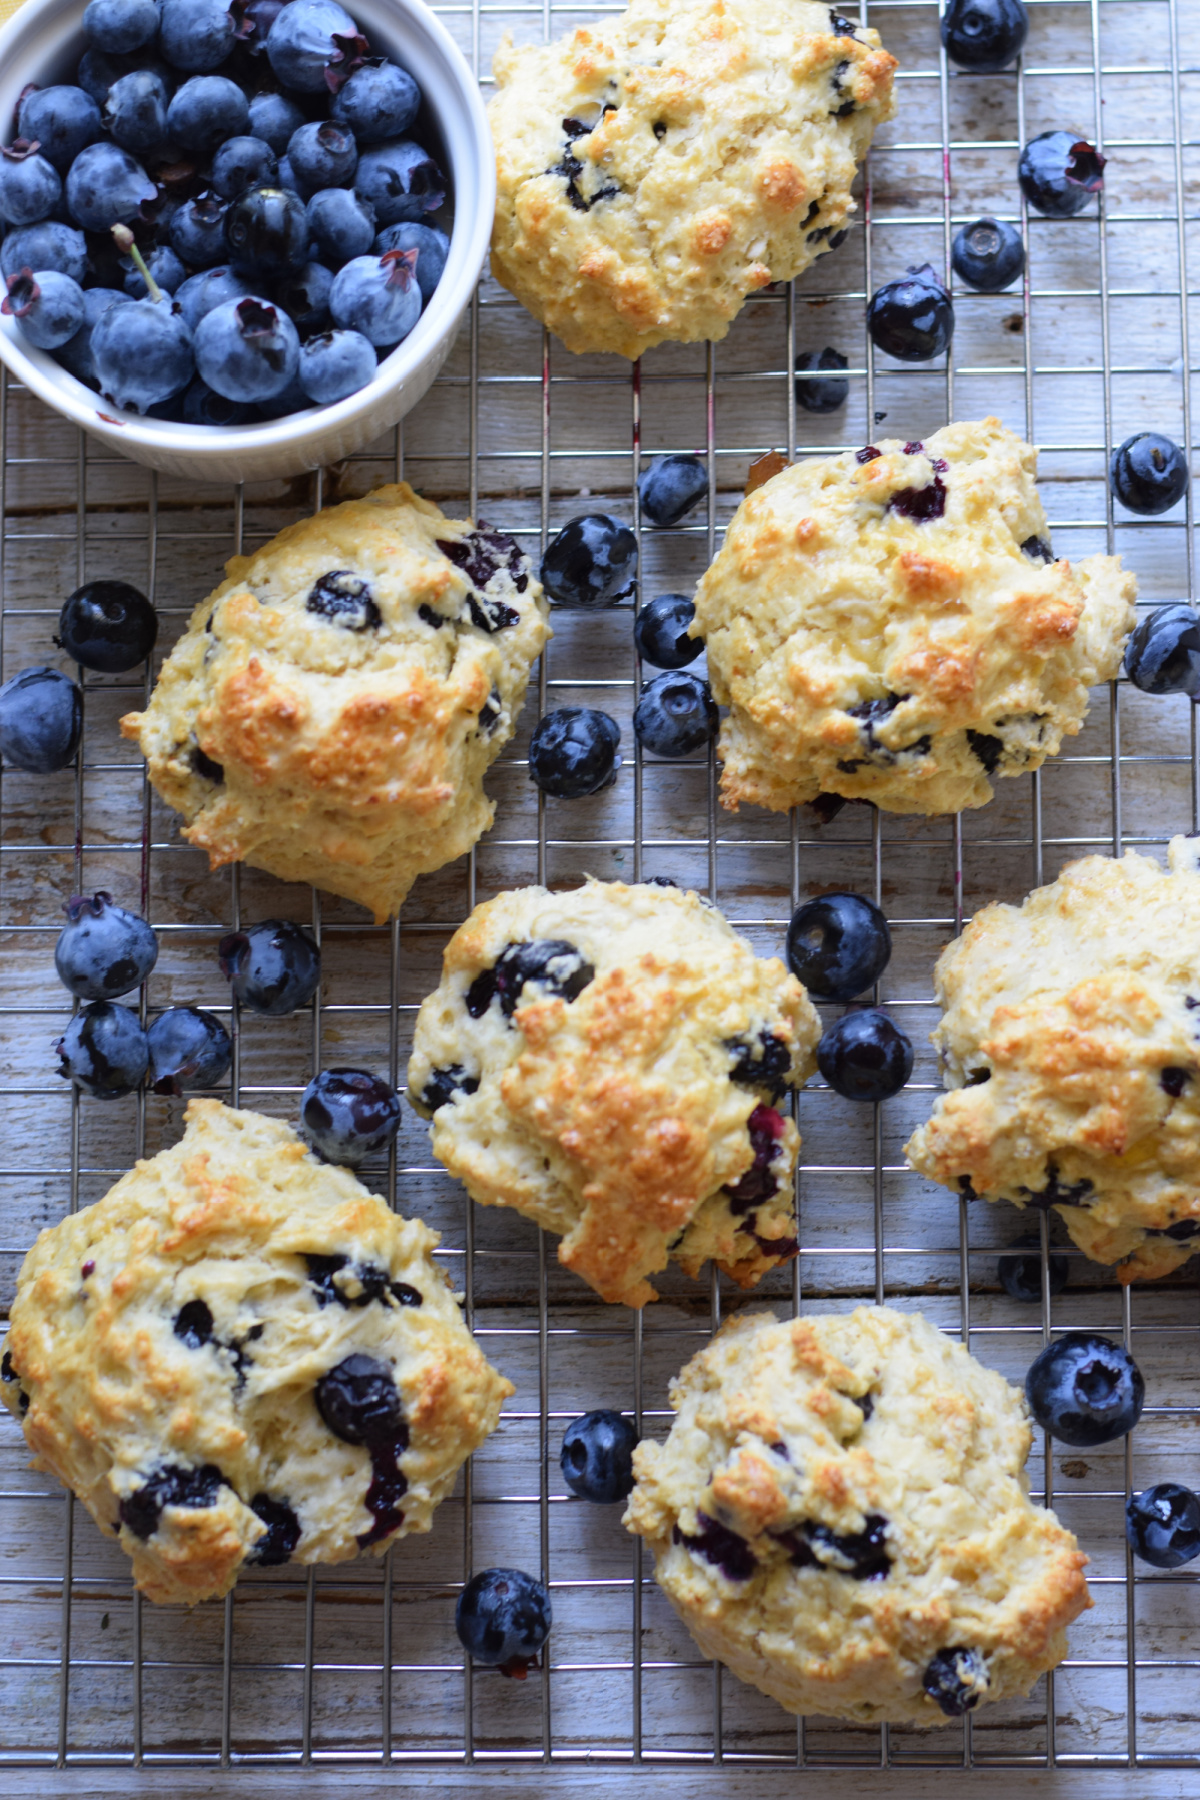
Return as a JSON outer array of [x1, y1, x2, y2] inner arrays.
[[111, 223, 164, 304]]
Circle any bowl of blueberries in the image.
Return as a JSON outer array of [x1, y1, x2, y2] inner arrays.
[[0, 0, 493, 481]]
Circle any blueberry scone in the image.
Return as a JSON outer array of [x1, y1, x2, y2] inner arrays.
[[693, 419, 1136, 815], [407, 878, 820, 1305], [121, 485, 550, 922], [625, 1306, 1090, 1723], [0, 1100, 512, 1605], [488, 0, 896, 359], [907, 835, 1200, 1284]]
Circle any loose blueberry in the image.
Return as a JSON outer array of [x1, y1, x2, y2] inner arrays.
[[104, 69, 170, 154], [211, 134, 278, 198], [923, 1647, 988, 1716], [374, 219, 447, 302], [419, 1063, 479, 1112], [1126, 1483, 1200, 1569], [56, 1000, 149, 1097], [465, 939, 594, 1019], [306, 569, 380, 628], [166, 75, 248, 155], [528, 707, 620, 798], [146, 1005, 231, 1094], [315, 1352, 404, 1447], [121, 242, 185, 298], [951, 216, 1024, 291], [1110, 433, 1189, 516], [219, 918, 320, 1014], [54, 284, 131, 386], [867, 264, 954, 361], [18, 88, 103, 172], [298, 326, 374, 402], [540, 514, 637, 608], [172, 263, 254, 329], [119, 1462, 224, 1538], [92, 289, 194, 412], [1, 220, 88, 283], [637, 453, 707, 527], [276, 260, 333, 332], [353, 138, 443, 226], [159, 0, 237, 71], [223, 182, 309, 273], [1018, 131, 1105, 218], [997, 1235, 1069, 1304], [560, 1410, 637, 1504], [1123, 604, 1200, 697], [65, 142, 156, 231], [817, 1008, 912, 1101], [0, 143, 63, 228], [1025, 1332, 1145, 1446], [786, 892, 891, 1002], [2, 268, 85, 349], [55, 892, 158, 1000], [247, 88, 307, 154], [266, 0, 368, 94], [456, 1568, 552, 1678], [332, 59, 419, 142], [0, 666, 82, 772], [941, 0, 1027, 68], [794, 345, 849, 413], [169, 192, 230, 268], [84, 0, 161, 55], [634, 593, 701, 669], [248, 1493, 302, 1564], [195, 294, 299, 402], [299, 1066, 401, 1166], [633, 671, 718, 757], [307, 185, 375, 264], [288, 119, 357, 191]]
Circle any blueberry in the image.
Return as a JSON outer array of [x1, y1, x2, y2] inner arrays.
[[786, 892, 891, 1002], [528, 707, 620, 799], [673, 1512, 758, 1581], [64, 143, 155, 232], [634, 593, 700, 670], [223, 183, 309, 274], [159, 0, 238, 72], [1126, 1483, 1200, 1569], [300, 1066, 402, 1165], [725, 1029, 793, 1098], [923, 1647, 988, 1717], [247, 88, 307, 154], [353, 138, 443, 226], [997, 1235, 1069, 1303], [315, 1352, 405, 1447], [144, 1004, 231, 1094], [465, 940, 594, 1019], [173, 263, 253, 329], [1025, 1332, 1145, 1446], [559, 1410, 636, 1504], [1110, 433, 1189, 517], [307, 186, 375, 264], [169, 191, 230, 268], [54, 284, 131, 385], [248, 1492, 301, 1565], [332, 59, 419, 142], [121, 242, 185, 298], [119, 1462, 224, 1538], [77, 47, 134, 106], [794, 345, 849, 413], [276, 260, 333, 332], [266, 0, 368, 94], [941, 0, 1027, 69], [418, 1063, 479, 1112], [817, 1008, 912, 1101], [167, 74, 248, 154], [298, 326, 375, 402], [56, 1000, 149, 1098], [329, 247, 420, 345], [951, 216, 1024, 292], [0, 143, 63, 228], [455, 1568, 552, 1676], [0, 220, 88, 283], [55, 891, 158, 1000], [540, 515, 637, 608], [637, 453, 707, 527], [195, 294, 299, 402], [237, 0, 286, 54], [1124, 604, 1200, 697], [211, 135, 279, 199], [103, 68, 170, 153], [288, 119, 357, 191], [84, 0, 160, 54], [18, 88, 103, 173], [2, 268, 85, 350], [0, 666, 82, 772], [374, 219, 446, 301], [1018, 131, 1105, 218], [180, 375, 254, 424], [173, 1298, 214, 1346], [633, 671, 718, 757], [867, 264, 954, 361], [219, 917, 320, 1014], [306, 569, 380, 627], [92, 290, 194, 412]]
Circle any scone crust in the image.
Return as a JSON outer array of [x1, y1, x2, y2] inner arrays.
[[121, 484, 550, 922], [0, 1100, 512, 1605], [692, 419, 1136, 815], [488, 0, 895, 359], [625, 1305, 1090, 1723], [407, 878, 820, 1305], [907, 835, 1200, 1283]]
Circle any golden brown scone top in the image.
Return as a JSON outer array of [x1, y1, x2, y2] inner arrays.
[[625, 1305, 1090, 1724], [488, 0, 895, 358], [407, 878, 820, 1305], [693, 418, 1136, 816], [907, 835, 1200, 1284], [121, 484, 550, 922], [0, 1100, 512, 1605]]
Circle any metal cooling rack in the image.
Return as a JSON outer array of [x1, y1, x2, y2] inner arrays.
[[1, 0, 1199, 1778]]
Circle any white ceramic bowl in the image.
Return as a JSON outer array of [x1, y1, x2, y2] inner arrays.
[[0, 0, 492, 484]]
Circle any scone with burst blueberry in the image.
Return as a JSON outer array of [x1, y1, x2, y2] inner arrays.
[[121, 484, 549, 922], [406, 878, 820, 1305], [692, 419, 1136, 815], [0, 1099, 512, 1606], [489, 0, 896, 359], [907, 835, 1200, 1284], [625, 1305, 1090, 1723]]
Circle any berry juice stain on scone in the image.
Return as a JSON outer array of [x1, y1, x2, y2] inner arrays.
[[693, 418, 1137, 816], [406, 878, 821, 1306], [488, 0, 896, 358]]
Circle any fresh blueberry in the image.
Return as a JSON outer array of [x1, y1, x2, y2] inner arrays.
[[159, 0, 238, 71], [121, 242, 185, 297], [941, 0, 1027, 69], [0, 143, 63, 228], [57, 579, 157, 672], [0, 667, 82, 772], [298, 326, 374, 401], [329, 247, 420, 345], [55, 891, 158, 1000], [997, 1235, 1069, 1304], [867, 264, 954, 361], [817, 1008, 912, 1101], [64, 142, 155, 231], [1025, 1332, 1145, 1446], [195, 293, 299, 401], [146, 1006, 231, 1094], [237, 0, 285, 55], [1124, 604, 1200, 697], [2, 268, 85, 349], [223, 183, 309, 274], [528, 707, 620, 798], [0, 220, 88, 283], [455, 1568, 552, 1677], [540, 514, 637, 608], [633, 671, 718, 757], [172, 263, 253, 329], [560, 1410, 636, 1504], [247, 87, 307, 154], [633, 593, 700, 671], [307, 185, 375, 263], [299, 1066, 402, 1165], [786, 892, 891, 1002], [951, 217, 1024, 291], [637, 453, 707, 527], [168, 192, 230, 268], [180, 375, 254, 423], [332, 59, 419, 142], [18, 88, 103, 172], [288, 119, 357, 191], [218, 917, 320, 1015], [56, 1000, 149, 1098], [923, 1647, 988, 1717], [166, 75, 249, 154], [84, 0, 160, 54], [275, 260, 333, 331], [54, 284, 131, 385], [211, 135, 279, 198], [254, 374, 310, 418], [794, 345, 849, 413], [77, 47, 135, 106], [1126, 1483, 1200, 1569], [104, 68, 170, 153], [353, 138, 443, 226], [266, 0, 368, 94], [92, 290, 194, 412], [1110, 432, 1189, 516], [1018, 132, 1105, 218], [374, 219, 446, 301]]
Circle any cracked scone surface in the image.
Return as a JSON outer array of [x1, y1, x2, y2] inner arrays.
[[407, 879, 820, 1305], [625, 1306, 1090, 1724], [121, 484, 550, 923], [0, 1100, 512, 1606], [488, 0, 895, 358], [906, 835, 1200, 1284], [693, 419, 1136, 815]]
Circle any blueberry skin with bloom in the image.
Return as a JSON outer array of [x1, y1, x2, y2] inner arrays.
[[84, 0, 160, 54], [455, 1568, 552, 1677], [817, 1008, 912, 1101], [104, 69, 170, 153], [219, 917, 320, 1015], [0, 221, 88, 284], [169, 193, 230, 268], [307, 187, 376, 265], [159, 0, 238, 71], [92, 294, 194, 413], [560, 1411, 637, 1504], [940, 0, 1027, 69], [288, 119, 357, 191], [173, 263, 253, 330], [146, 1005, 232, 1095], [167, 76, 250, 155], [277, 261, 333, 332], [54, 285, 131, 386], [637, 453, 707, 527], [633, 671, 718, 757], [17, 87, 103, 172], [332, 60, 420, 142], [1124, 604, 1200, 698], [57, 579, 157, 672], [867, 264, 954, 361], [247, 88, 307, 154], [54, 891, 159, 1000], [2, 269, 86, 349], [997, 1235, 1068, 1304], [76, 46, 132, 106], [1018, 132, 1105, 218], [57, 1001, 149, 1098], [299, 1066, 402, 1165], [181, 376, 254, 424], [195, 295, 299, 403], [786, 892, 892, 1002], [266, 0, 368, 94], [329, 248, 420, 345], [211, 135, 279, 199], [1126, 1483, 1200, 1569], [528, 707, 621, 798], [0, 144, 63, 228], [633, 593, 701, 670], [794, 345, 849, 413], [1025, 1332, 1145, 1446], [65, 142, 156, 231], [121, 243, 186, 297], [1110, 433, 1189, 516], [298, 327, 375, 402], [374, 220, 447, 301], [354, 139, 444, 226], [541, 514, 637, 608], [951, 217, 1025, 291], [223, 184, 310, 274], [0, 667, 83, 772]]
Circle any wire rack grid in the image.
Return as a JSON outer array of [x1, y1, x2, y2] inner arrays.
[[1, 0, 1199, 1779]]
